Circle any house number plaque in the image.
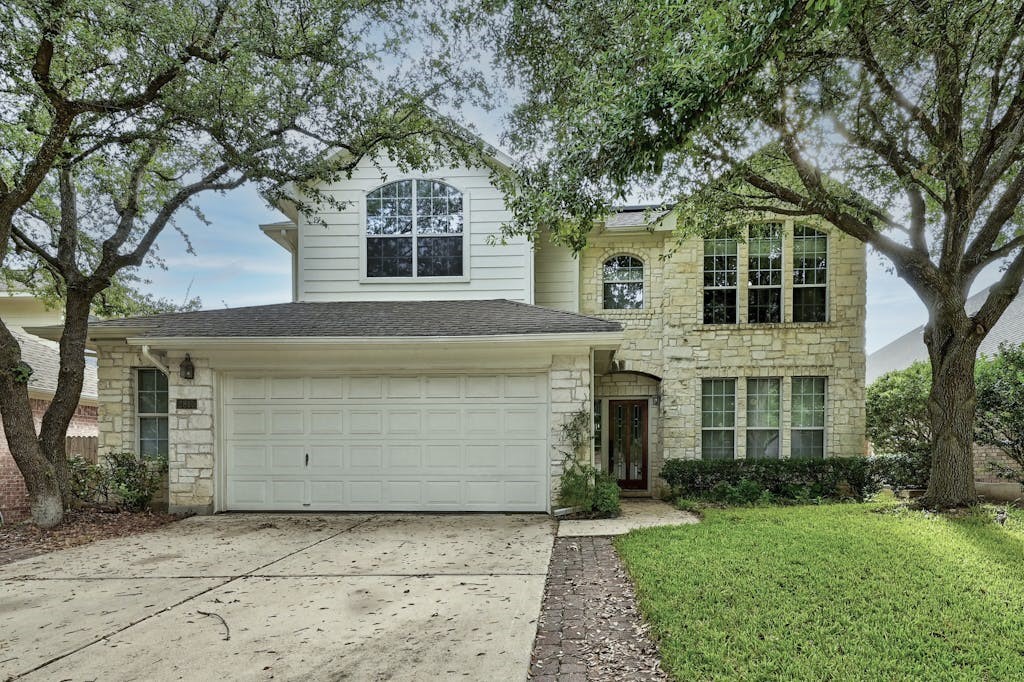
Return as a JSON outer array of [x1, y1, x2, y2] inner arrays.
[[176, 398, 198, 410]]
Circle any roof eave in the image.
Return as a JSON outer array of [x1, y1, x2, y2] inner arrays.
[[121, 331, 624, 350]]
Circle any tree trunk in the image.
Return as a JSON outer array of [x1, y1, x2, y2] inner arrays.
[[920, 307, 981, 508], [0, 321, 64, 527], [38, 288, 93, 508]]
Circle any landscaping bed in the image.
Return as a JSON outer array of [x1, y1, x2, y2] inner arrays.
[[0, 509, 181, 566], [615, 503, 1024, 681]]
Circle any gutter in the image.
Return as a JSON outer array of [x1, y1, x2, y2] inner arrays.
[[123, 331, 625, 349], [140, 345, 169, 375]]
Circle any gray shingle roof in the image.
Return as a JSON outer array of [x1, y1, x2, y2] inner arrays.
[[605, 205, 670, 228], [867, 286, 1024, 383], [12, 328, 98, 400], [86, 299, 622, 338]]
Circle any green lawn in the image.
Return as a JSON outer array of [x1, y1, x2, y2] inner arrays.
[[615, 503, 1024, 681]]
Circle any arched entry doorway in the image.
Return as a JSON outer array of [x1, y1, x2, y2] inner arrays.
[[594, 371, 661, 494]]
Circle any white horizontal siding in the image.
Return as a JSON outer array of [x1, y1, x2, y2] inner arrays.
[[533, 232, 579, 312], [297, 157, 531, 303]]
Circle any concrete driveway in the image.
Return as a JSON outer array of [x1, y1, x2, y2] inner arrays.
[[0, 513, 554, 681]]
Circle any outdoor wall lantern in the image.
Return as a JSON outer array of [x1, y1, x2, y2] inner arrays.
[[179, 353, 195, 381]]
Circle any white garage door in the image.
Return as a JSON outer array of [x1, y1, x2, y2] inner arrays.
[[221, 373, 549, 512]]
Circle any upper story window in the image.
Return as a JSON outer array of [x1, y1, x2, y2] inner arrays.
[[366, 179, 464, 278], [748, 223, 783, 323], [793, 226, 828, 322], [703, 238, 738, 323], [603, 255, 644, 309]]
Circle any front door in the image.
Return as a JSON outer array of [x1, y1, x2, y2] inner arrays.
[[609, 399, 648, 490]]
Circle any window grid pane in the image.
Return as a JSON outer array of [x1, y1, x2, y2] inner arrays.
[[703, 239, 737, 324], [366, 180, 464, 278], [791, 377, 826, 459], [794, 226, 827, 322], [702, 379, 736, 460], [748, 224, 782, 323], [137, 370, 169, 460], [603, 256, 644, 309]]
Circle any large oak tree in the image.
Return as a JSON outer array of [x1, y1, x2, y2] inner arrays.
[[493, 0, 1024, 507], [1, 0, 490, 526]]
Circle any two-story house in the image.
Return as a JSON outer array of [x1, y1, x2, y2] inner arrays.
[[35, 150, 866, 515]]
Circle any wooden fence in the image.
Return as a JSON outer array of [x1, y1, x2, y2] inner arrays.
[[66, 435, 98, 463]]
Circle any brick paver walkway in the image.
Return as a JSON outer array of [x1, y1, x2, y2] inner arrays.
[[528, 536, 667, 681]]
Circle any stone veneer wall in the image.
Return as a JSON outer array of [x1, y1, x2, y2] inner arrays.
[[581, 220, 867, 488], [96, 343, 215, 514], [548, 353, 593, 507]]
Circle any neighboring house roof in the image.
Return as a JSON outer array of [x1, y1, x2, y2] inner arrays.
[[604, 204, 672, 229], [78, 299, 622, 339], [866, 286, 1024, 383], [12, 327, 98, 401]]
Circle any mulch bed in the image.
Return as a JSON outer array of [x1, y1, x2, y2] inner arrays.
[[529, 536, 667, 681], [0, 509, 181, 566]]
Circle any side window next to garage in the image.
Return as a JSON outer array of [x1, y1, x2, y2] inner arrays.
[[137, 368, 168, 459]]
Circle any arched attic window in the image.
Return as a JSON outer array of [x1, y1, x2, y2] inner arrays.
[[603, 255, 644, 309], [365, 179, 464, 278]]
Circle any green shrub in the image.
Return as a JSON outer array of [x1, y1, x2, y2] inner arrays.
[[558, 458, 621, 518], [869, 453, 930, 490], [660, 457, 881, 502], [69, 456, 111, 506], [592, 471, 621, 517], [69, 452, 167, 511]]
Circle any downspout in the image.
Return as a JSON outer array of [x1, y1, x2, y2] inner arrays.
[[140, 345, 169, 375]]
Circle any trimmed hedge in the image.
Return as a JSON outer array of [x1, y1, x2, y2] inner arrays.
[[660, 457, 882, 501]]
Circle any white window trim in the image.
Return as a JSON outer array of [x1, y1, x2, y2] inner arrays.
[[702, 237, 739, 324], [745, 377, 781, 460], [700, 377, 737, 460], [135, 367, 169, 459], [792, 226, 829, 323], [790, 376, 828, 459], [601, 254, 645, 310], [747, 223, 784, 323], [358, 177, 472, 283]]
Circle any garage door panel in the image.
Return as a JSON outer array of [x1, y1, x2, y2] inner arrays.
[[223, 372, 549, 512], [387, 410, 421, 434], [270, 377, 305, 399], [350, 445, 383, 469], [308, 445, 343, 472], [425, 376, 460, 398], [350, 480, 383, 504], [423, 444, 461, 470], [229, 409, 266, 436], [423, 480, 461, 505], [309, 376, 344, 399], [505, 409, 546, 437], [310, 410, 343, 434], [309, 480, 344, 505], [387, 376, 421, 398], [424, 409, 460, 434], [505, 374, 544, 398], [271, 480, 306, 505], [466, 444, 502, 471], [465, 409, 500, 434], [270, 410, 304, 435], [386, 444, 422, 468], [228, 479, 268, 505], [465, 375, 500, 398]]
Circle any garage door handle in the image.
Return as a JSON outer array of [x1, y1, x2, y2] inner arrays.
[[305, 453, 309, 467]]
